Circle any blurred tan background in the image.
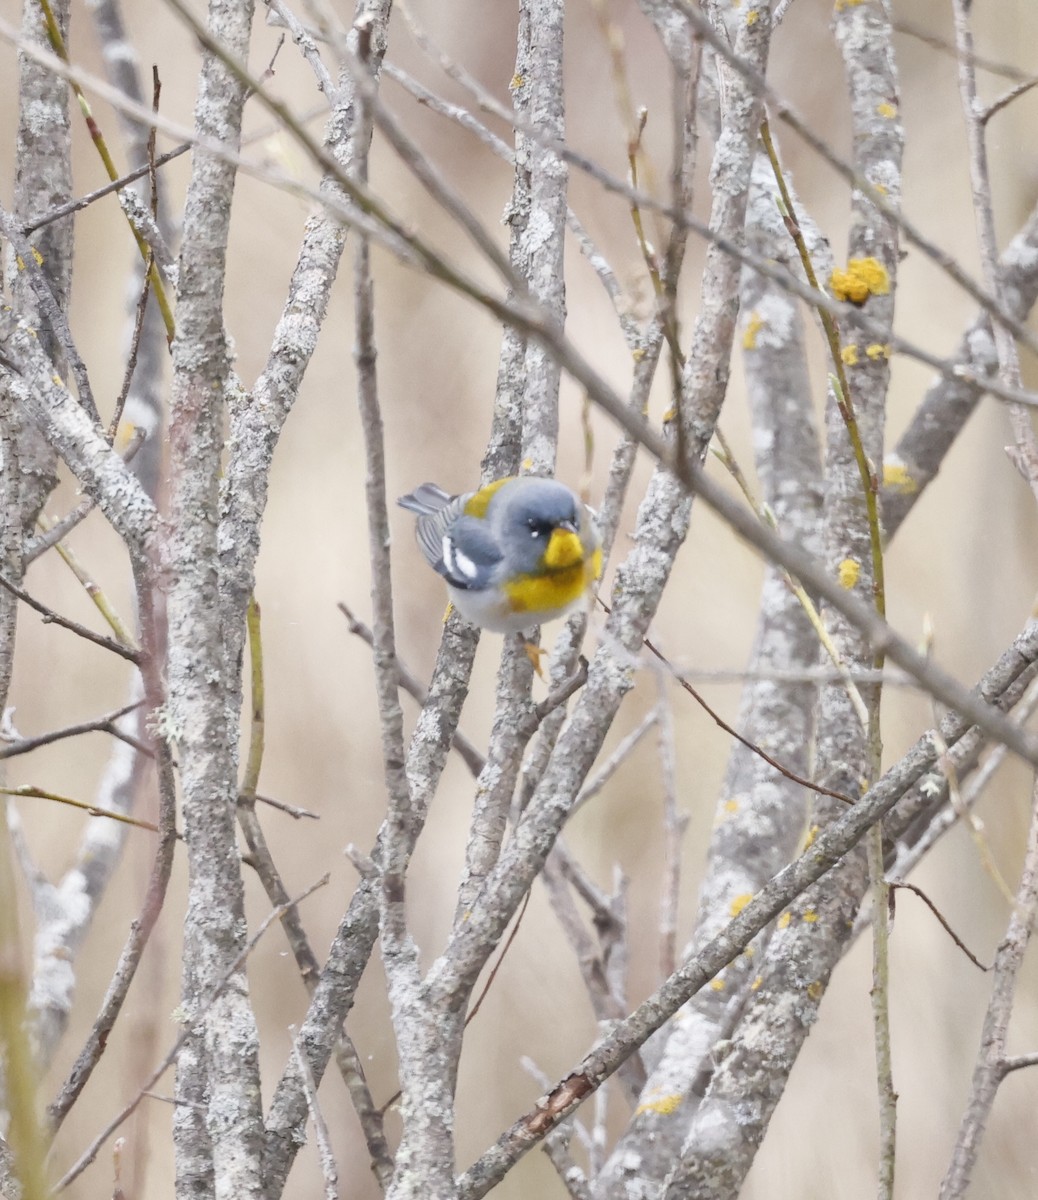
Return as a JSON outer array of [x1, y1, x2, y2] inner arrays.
[[2, 0, 1038, 1195]]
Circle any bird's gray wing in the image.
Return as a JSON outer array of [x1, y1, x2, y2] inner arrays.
[[438, 516, 503, 590]]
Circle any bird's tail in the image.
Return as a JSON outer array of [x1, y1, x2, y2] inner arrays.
[[397, 482, 453, 515]]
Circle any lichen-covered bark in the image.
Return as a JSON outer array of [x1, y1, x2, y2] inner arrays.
[[168, 2, 261, 1197]]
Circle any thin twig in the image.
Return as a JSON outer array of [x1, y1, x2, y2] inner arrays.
[[108, 254, 155, 441], [250, 793, 319, 821], [632, 618, 855, 806], [21, 144, 189, 234], [0, 571, 140, 664], [37, 515, 140, 651], [572, 709, 658, 810], [23, 427, 146, 567], [655, 675, 687, 981], [0, 785, 164, 836], [54, 877, 329, 1191], [239, 598, 391, 1183], [893, 18, 1034, 82], [290, 1027, 340, 1200], [940, 778, 1038, 1197], [0, 701, 144, 760], [888, 882, 990, 973], [338, 601, 485, 777], [981, 76, 1038, 125]]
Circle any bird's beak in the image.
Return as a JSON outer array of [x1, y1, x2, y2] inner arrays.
[[545, 524, 583, 569]]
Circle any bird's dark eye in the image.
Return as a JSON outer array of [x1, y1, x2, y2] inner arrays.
[[526, 518, 551, 538]]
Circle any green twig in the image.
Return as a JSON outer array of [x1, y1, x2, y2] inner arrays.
[[241, 596, 265, 800], [0, 785, 163, 834], [36, 514, 140, 653]]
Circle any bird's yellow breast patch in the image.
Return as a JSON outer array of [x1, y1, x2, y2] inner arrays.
[[503, 549, 600, 616], [544, 528, 583, 569], [503, 564, 588, 614]]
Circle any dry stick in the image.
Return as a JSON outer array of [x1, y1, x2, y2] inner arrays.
[[951, 0, 1038, 500], [1002, 1052, 1038, 1075], [890, 677, 1038, 881], [633, 621, 855, 806], [0, 571, 140, 664], [21, 144, 187, 234], [541, 1133, 593, 1200], [338, 601, 485, 778], [107, 251, 154, 444], [251, 793, 319, 821], [54, 878, 329, 1191], [0, 701, 143, 760], [655, 674, 687, 982], [540, 856, 644, 1107], [887, 882, 990, 973], [981, 77, 1038, 126], [289, 1027, 340, 1200], [344, 25, 432, 1193], [264, 0, 335, 95], [572, 709, 658, 810], [237, 600, 392, 1186], [781, 1, 898, 1179], [0, 786, 162, 835], [892, 18, 1035, 83], [939, 778, 1038, 1198], [47, 561, 178, 1133]]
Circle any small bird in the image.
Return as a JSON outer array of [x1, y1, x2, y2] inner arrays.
[[398, 476, 602, 634]]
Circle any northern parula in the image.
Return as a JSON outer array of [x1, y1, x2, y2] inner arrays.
[[398, 476, 602, 633]]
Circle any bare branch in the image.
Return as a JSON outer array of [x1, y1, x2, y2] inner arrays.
[[940, 777, 1038, 1197], [55, 877, 329, 1191]]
